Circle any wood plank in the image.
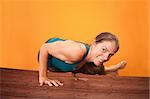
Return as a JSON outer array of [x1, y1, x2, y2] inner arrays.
[[0, 68, 149, 99]]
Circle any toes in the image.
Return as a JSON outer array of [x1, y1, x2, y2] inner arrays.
[[121, 61, 127, 65]]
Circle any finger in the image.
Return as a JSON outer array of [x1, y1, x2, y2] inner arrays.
[[50, 80, 59, 87], [54, 80, 63, 86], [74, 77, 78, 80], [47, 81, 53, 87], [45, 80, 53, 86], [39, 82, 43, 86], [47, 70, 50, 72]]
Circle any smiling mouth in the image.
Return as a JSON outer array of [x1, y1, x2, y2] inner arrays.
[[99, 59, 103, 63], [96, 56, 103, 63]]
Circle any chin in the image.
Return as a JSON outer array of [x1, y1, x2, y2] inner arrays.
[[94, 61, 101, 66]]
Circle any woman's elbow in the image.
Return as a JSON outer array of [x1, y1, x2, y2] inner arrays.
[[39, 44, 49, 57]]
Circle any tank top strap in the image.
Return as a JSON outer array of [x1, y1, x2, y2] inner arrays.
[[81, 44, 90, 61], [75, 43, 89, 64]]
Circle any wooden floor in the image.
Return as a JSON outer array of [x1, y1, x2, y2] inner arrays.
[[0, 68, 149, 99]]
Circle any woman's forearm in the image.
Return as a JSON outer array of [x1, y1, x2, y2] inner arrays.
[[39, 64, 47, 78]]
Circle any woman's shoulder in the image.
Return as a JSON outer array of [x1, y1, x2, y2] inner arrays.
[[46, 39, 85, 52], [61, 40, 87, 60], [46, 38, 88, 51], [45, 39, 88, 62]]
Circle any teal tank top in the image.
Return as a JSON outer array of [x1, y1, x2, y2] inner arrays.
[[46, 38, 90, 72]]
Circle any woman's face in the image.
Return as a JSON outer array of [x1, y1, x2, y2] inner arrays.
[[90, 41, 117, 66]]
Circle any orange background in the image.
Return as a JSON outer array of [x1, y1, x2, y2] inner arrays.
[[0, 0, 149, 77]]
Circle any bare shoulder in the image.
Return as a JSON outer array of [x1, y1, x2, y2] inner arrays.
[[64, 40, 86, 54], [45, 39, 86, 62], [62, 40, 86, 58]]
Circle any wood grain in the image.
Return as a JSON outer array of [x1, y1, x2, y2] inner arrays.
[[0, 68, 149, 99]]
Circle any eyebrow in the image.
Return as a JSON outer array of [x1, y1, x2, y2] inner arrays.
[[103, 46, 115, 55]]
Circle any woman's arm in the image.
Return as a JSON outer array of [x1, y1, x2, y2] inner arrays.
[[38, 40, 85, 87], [38, 43, 63, 87], [39, 44, 48, 82]]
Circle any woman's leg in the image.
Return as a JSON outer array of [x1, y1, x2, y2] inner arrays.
[[105, 61, 127, 72]]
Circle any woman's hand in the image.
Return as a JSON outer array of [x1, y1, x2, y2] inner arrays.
[[39, 77, 63, 87]]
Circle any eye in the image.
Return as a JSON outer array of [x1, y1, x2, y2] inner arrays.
[[101, 47, 107, 53], [108, 53, 114, 58], [108, 54, 112, 58]]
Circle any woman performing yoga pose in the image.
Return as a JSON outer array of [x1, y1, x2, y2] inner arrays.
[[38, 32, 127, 87]]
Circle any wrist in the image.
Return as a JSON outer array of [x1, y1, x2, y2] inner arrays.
[[39, 70, 47, 78], [39, 74, 47, 78]]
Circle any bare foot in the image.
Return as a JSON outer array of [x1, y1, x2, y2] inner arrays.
[[116, 60, 127, 70], [105, 61, 127, 74], [74, 77, 88, 81]]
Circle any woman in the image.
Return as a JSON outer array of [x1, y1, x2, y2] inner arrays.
[[38, 32, 126, 87]]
